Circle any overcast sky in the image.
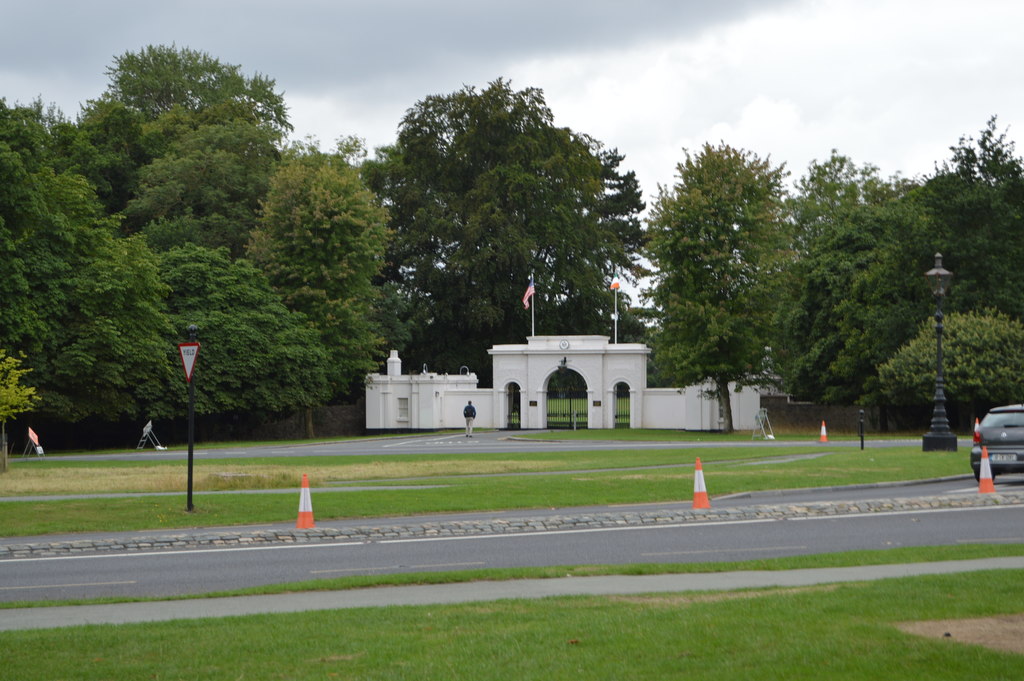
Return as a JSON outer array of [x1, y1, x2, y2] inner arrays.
[[3, 0, 1023, 207]]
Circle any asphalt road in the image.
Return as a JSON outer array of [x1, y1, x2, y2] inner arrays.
[[9, 429, 928, 462], [3, 477, 1022, 603], [4, 433, 1021, 608]]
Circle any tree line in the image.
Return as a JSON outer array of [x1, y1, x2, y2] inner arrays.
[[2, 44, 1022, 445]]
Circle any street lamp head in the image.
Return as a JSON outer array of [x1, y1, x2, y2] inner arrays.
[[924, 253, 953, 297]]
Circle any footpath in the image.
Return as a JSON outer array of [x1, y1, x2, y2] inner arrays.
[[7, 556, 1024, 632]]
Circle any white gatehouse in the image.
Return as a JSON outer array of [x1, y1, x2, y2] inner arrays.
[[365, 335, 759, 432]]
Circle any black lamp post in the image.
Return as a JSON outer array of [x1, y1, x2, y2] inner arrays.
[[922, 253, 957, 451]]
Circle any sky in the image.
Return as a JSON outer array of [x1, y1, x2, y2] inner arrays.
[[3, 0, 1023, 210]]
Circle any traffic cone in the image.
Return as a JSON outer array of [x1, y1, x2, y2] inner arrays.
[[296, 473, 315, 528], [692, 457, 710, 509], [978, 446, 996, 494], [819, 420, 828, 443], [973, 418, 981, 445]]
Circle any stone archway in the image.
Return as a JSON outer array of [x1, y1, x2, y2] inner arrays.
[[546, 368, 588, 429]]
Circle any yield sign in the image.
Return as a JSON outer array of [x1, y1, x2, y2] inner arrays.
[[178, 342, 201, 383]]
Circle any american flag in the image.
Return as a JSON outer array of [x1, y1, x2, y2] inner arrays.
[[522, 276, 535, 309]]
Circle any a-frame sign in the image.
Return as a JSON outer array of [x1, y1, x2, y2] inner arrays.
[[178, 342, 200, 383]]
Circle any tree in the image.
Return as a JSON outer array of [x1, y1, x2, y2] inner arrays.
[[102, 45, 291, 135], [917, 117, 1024, 319], [877, 309, 1024, 424], [646, 143, 789, 432], [126, 120, 280, 256], [153, 245, 333, 420], [0, 350, 38, 471], [364, 80, 644, 382], [49, 99, 151, 215], [41, 230, 173, 422], [773, 152, 926, 405], [248, 142, 390, 396]]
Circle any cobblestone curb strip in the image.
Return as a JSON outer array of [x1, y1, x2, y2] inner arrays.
[[3, 492, 1022, 559]]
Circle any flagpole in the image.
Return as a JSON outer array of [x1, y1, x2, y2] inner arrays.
[[613, 286, 618, 344], [531, 271, 535, 337]]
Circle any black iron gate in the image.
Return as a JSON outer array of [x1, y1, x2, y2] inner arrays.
[[505, 383, 521, 430], [546, 369, 588, 429], [614, 382, 630, 428]]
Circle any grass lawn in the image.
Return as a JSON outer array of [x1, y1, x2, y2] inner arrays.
[[2, 569, 1022, 680], [1, 433, 1019, 678], [0, 444, 968, 536]]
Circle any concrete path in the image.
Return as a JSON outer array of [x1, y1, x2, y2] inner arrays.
[[5, 557, 1024, 631]]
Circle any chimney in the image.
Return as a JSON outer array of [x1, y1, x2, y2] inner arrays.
[[386, 350, 402, 377]]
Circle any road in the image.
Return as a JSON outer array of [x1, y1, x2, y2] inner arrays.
[[3, 475, 1022, 603], [4, 433, 1022, 604], [9, 429, 925, 462]]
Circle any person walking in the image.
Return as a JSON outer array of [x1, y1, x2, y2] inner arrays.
[[463, 400, 476, 437]]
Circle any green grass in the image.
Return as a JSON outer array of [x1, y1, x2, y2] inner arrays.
[[0, 446, 968, 536], [2, 569, 1022, 680], [1, 434, 1017, 679]]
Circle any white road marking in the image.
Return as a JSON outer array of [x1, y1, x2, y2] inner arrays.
[[0, 580, 137, 591], [311, 561, 485, 574], [642, 546, 807, 557]]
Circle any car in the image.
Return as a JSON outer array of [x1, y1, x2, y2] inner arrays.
[[971, 404, 1024, 481]]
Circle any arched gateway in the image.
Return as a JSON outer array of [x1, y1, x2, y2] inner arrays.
[[364, 335, 760, 432], [489, 336, 646, 430]]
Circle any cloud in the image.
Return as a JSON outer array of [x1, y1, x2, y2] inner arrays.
[[3, 0, 1023, 203]]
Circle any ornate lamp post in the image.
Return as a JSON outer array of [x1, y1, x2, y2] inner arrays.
[[922, 253, 957, 451]]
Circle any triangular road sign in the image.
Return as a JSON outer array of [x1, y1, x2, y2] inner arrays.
[[178, 342, 201, 383]]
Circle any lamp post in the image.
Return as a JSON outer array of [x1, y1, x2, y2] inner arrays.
[[922, 253, 957, 451]]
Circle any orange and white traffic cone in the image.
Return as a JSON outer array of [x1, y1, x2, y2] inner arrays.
[[819, 421, 828, 443], [978, 446, 996, 494], [973, 418, 981, 446], [692, 457, 710, 509], [296, 473, 315, 528]]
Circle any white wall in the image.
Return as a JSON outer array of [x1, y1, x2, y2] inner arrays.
[[642, 384, 760, 430], [366, 343, 760, 432]]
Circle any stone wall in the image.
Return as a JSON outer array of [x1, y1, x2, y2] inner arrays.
[[244, 403, 365, 440], [759, 395, 879, 433]]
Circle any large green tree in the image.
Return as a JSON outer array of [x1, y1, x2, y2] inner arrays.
[[102, 44, 291, 135], [916, 117, 1024, 319], [773, 152, 926, 405], [49, 99, 151, 216], [248, 142, 390, 396], [0, 101, 172, 422], [364, 79, 644, 382], [126, 120, 280, 256], [154, 245, 333, 420], [646, 143, 789, 432]]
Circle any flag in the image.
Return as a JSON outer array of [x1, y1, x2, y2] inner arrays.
[[610, 273, 621, 290], [28, 427, 39, 445], [522, 276, 535, 309]]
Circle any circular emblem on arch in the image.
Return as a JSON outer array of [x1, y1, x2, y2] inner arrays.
[[559, 339, 570, 350]]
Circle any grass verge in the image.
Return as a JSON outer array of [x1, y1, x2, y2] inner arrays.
[[0, 446, 967, 536], [2, 568, 1021, 679]]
